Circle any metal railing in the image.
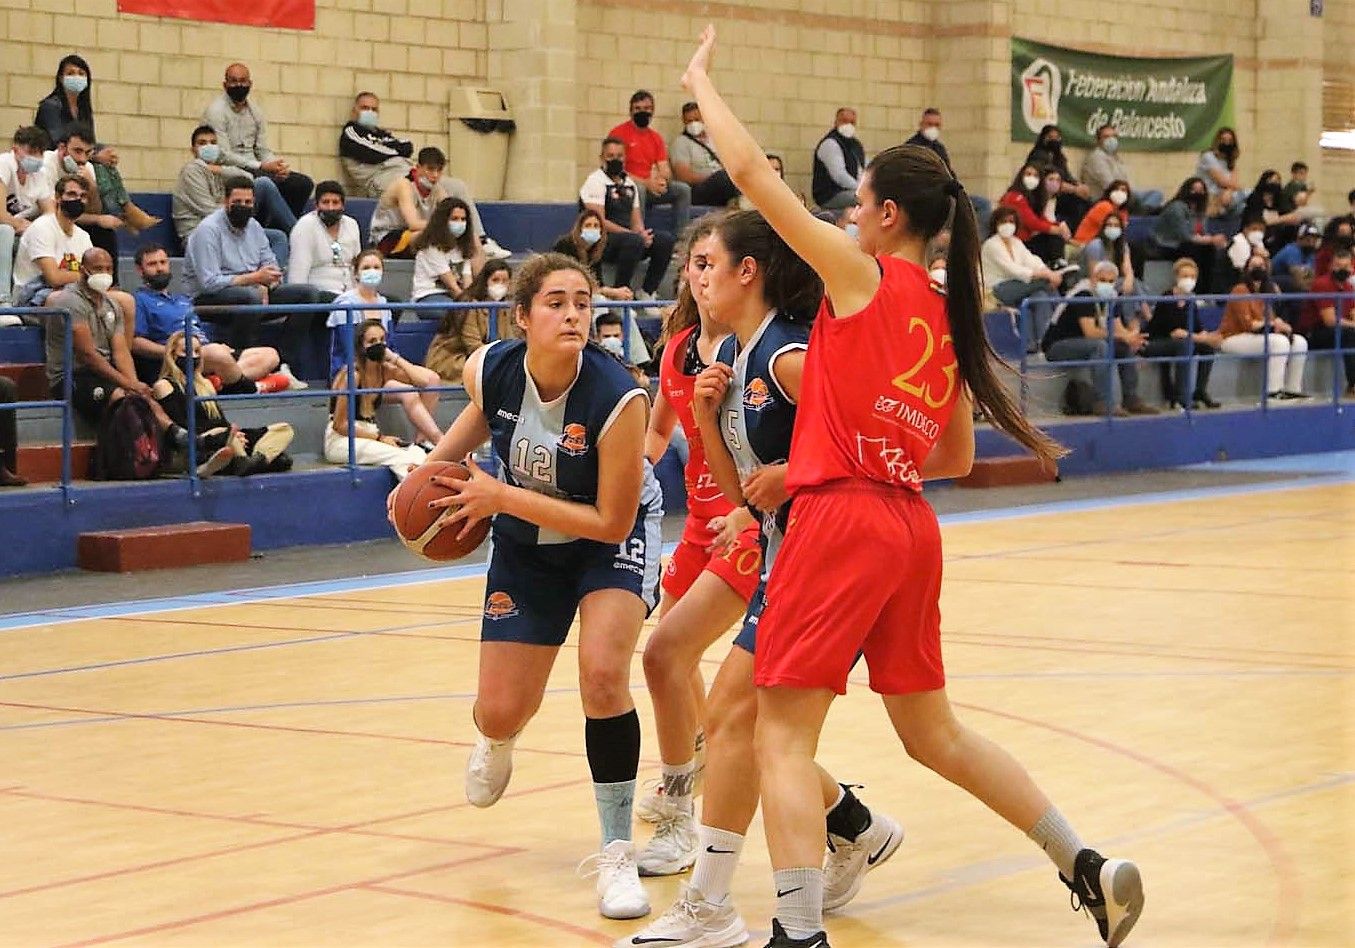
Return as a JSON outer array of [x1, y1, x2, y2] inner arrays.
[[0, 305, 75, 502]]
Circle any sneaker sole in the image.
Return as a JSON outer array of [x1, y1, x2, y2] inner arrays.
[[614, 915, 748, 948], [599, 897, 652, 920], [195, 446, 235, 478], [637, 848, 698, 877], [1102, 858, 1144, 947], [824, 819, 904, 911]]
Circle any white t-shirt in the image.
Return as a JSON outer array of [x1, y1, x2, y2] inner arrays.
[[0, 152, 54, 222], [13, 214, 92, 288], [412, 245, 471, 301], [288, 212, 362, 295]]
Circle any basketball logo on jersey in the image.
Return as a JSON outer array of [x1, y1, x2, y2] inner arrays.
[[743, 378, 773, 412], [558, 423, 589, 457], [484, 591, 519, 620]]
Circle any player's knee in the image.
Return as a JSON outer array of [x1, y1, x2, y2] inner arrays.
[[475, 696, 535, 737], [900, 720, 961, 771], [705, 689, 755, 748], [578, 663, 630, 713], [641, 631, 682, 683]]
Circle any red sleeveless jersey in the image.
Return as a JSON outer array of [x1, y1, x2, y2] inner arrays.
[[786, 255, 959, 494], [660, 324, 737, 543]]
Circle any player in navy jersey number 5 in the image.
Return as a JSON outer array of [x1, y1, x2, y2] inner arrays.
[[395, 252, 662, 921]]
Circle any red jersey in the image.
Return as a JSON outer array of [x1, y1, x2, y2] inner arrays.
[[608, 120, 668, 181], [660, 324, 737, 543], [786, 255, 960, 494]]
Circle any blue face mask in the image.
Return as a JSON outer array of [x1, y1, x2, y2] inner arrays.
[[197, 143, 220, 163], [358, 268, 383, 287], [450, 221, 467, 238], [580, 227, 602, 245], [845, 223, 860, 241], [18, 155, 43, 174], [1094, 282, 1118, 300], [1102, 136, 1119, 154], [62, 74, 88, 95], [357, 109, 379, 128]]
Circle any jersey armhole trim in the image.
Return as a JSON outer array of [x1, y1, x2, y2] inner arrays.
[[599, 387, 647, 443], [768, 343, 808, 405]]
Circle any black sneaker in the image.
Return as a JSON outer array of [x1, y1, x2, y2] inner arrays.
[[762, 919, 830, 948], [1060, 849, 1144, 947]]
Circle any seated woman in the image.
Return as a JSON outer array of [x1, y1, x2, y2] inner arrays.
[[1150, 177, 1227, 292], [552, 209, 638, 302], [999, 163, 1071, 267], [1025, 124, 1091, 228], [1219, 253, 1309, 400], [1243, 170, 1306, 252], [981, 205, 1061, 349], [424, 259, 515, 382], [1073, 180, 1131, 248], [1077, 202, 1134, 283], [410, 197, 485, 312], [153, 330, 295, 476], [1146, 258, 1222, 409], [328, 249, 395, 378], [325, 318, 440, 478]]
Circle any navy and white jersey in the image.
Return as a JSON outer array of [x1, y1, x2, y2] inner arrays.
[[477, 339, 662, 548], [715, 311, 809, 573]]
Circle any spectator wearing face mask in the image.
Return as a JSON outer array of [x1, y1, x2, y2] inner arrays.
[[288, 180, 361, 300], [424, 259, 516, 382], [1244, 169, 1307, 251], [1145, 258, 1220, 410], [1271, 223, 1322, 293], [410, 197, 486, 309], [1220, 253, 1308, 400], [13, 172, 92, 307], [1073, 179, 1132, 247], [1283, 162, 1313, 208], [610, 90, 691, 228], [327, 249, 394, 377], [1025, 124, 1091, 228], [1079, 124, 1163, 214], [370, 147, 450, 258], [1313, 216, 1354, 278], [981, 205, 1061, 348], [173, 126, 292, 266], [999, 163, 1071, 267], [812, 107, 866, 210], [1195, 127, 1244, 218], [0, 125, 55, 304], [553, 209, 635, 302], [905, 108, 951, 172], [1227, 218, 1270, 278], [1041, 260, 1158, 416], [1298, 247, 1355, 397], [669, 102, 740, 207], [1077, 204, 1134, 285], [580, 137, 676, 303], [41, 124, 126, 268], [1150, 177, 1227, 292]]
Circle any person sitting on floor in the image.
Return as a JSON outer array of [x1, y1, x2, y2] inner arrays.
[[424, 258, 516, 382]]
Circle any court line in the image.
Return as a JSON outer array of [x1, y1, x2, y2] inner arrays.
[[941, 634, 1351, 671], [947, 629, 1354, 663], [362, 884, 613, 944], [946, 573, 1353, 603]]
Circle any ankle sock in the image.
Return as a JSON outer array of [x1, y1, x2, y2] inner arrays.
[[772, 867, 824, 939], [690, 825, 743, 903], [660, 758, 696, 813], [1027, 806, 1084, 878]]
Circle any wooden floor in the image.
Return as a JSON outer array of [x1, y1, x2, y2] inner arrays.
[[1, 483, 1351, 947]]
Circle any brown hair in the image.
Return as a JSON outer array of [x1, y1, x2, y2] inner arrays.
[[661, 212, 724, 345], [568, 208, 607, 264], [867, 143, 1064, 464], [511, 252, 597, 315], [351, 248, 383, 273], [712, 210, 822, 322]]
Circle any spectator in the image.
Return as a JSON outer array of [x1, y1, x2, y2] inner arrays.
[[1073, 179, 1131, 247], [174, 125, 295, 259], [324, 318, 435, 478], [765, 152, 808, 207], [1244, 170, 1306, 251], [669, 101, 739, 207], [999, 163, 1070, 266], [594, 310, 625, 353], [326, 249, 394, 378], [1348, 189, 1355, 216], [1226, 217, 1270, 277], [1078, 123, 1163, 213], [1220, 253, 1308, 399], [182, 180, 325, 370], [1150, 178, 1227, 293], [1025, 124, 1091, 226], [1271, 223, 1321, 293], [905, 108, 951, 172], [1194, 127, 1244, 218], [368, 146, 446, 257], [926, 229, 950, 286], [202, 63, 314, 220], [424, 258, 515, 382], [0, 126, 54, 303], [1077, 206, 1134, 285], [40, 124, 124, 267], [580, 137, 676, 301], [1041, 260, 1158, 416], [153, 330, 295, 477], [1314, 216, 1354, 278], [981, 205, 1060, 348], [0, 375, 23, 486], [288, 180, 361, 299], [812, 107, 866, 210], [1145, 258, 1220, 409], [410, 197, 485, 309], [609, 90, 691, 228], [130, 243, 287, 390], [1283, 162, 1312, 208], [33, 55, 158, 234], [13, 173, 93, 307], [552, 208, 636, 302], [1298, 247, 1355, 397]]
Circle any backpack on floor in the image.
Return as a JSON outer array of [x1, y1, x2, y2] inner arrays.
[[93, 395, 164, 480], [1061, 379, 1098, 416]]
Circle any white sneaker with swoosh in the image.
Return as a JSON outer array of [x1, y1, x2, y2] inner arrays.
[[822, 809, 903, 911]]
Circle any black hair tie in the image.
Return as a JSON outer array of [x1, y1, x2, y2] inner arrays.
[[943, 179, 963, 197]]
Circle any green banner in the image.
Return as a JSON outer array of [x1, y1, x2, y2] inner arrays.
[[1011, 37, 1234, 152]]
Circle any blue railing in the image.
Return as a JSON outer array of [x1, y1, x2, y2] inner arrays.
[[0, 305, 75, 502], [1015, 290, 1354, 419]]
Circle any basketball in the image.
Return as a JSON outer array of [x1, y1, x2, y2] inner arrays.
[[391, 461, 490, 562]]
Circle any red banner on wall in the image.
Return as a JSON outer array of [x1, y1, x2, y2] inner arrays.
[[117, 0, 314, 30]]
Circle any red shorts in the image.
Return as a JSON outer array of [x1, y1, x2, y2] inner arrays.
[[661, 523, 763, 604], [754, 482, 944, 695]]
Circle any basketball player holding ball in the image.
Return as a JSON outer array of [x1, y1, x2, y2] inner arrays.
[[682, 26, 1144, 948], [397, 252, 663, 921]]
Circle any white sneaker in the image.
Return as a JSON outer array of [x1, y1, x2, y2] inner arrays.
[[0, 313, 20, 327], [580, 839, 650, 920], [637, 802, 698, 876], [482, 236, 513, 260], [823, 809, 904, 911], [613, 883, 748, 947], [635, 777, 667, 824], [277, 363, 309, 390], [465, 731, 515, 807]]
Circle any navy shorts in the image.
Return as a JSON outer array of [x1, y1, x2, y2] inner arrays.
[[480, 505, 662, 647], [732, 579, 767, 655]]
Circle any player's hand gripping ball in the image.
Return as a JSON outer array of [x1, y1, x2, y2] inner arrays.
[[390, 460, 491, 561]]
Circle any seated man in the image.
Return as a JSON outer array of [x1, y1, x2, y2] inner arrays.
[[609, 90, 690, 228], [202, 63, 314, 220], [182, 181, 325, 374], [1299, 247, 1355, 397], [812, 107, 866, 210], [13, 172, 92, 308], [130, 243, 291, 391], [580, 137, 676, 302], [669, 101, 740, 207], [369, 146, 447, 258], [288, 180, 361, 299], [1041, 260, 1160, 416], [174, 125, 291, 266], [42, 123, 126, 267], [1078, 123, 1163, 213], [1271, 223, 1321, 293], [0, 125, 54, 303]]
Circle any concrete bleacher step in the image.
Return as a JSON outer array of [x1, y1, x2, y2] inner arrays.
[[17, 442, 94, 482], [77, 521, 252, 573], [0, 362, 47, 401], [955, 454, 1059, 488]]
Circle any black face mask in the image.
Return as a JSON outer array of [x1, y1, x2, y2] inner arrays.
[[319, 209, 344, 227], [226, 204, 253, 229], [226, 84, 251, 103], [604, 158, 625, 178], [1188, 191, 1207, 209], [1218, 142, 1237, 157], [1337, 235, 1355, 251], [59, 198, 86, 219], [631, 111, 653, 129], [1333, 268, 1352, 283], [1046, 139, 1062, 152], [144, 272, 172, 291], [1247, 267, 1268, 284], [363, 342, 387, 363]]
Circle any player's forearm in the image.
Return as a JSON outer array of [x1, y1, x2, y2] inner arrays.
[[499, 484, 636, 545]]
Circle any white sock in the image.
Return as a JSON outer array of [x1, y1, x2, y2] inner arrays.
[[772, 867, 823, 939], [1027, 806, 1085, 879], [660, 758, 696, 814], [690, 825, 743, 903]]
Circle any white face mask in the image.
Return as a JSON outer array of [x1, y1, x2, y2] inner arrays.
[[921, 126, 941, 142], [599, 336, 625, 356], [997, 222, 1017, 239], [1109, 190, 1129, 207], [685, 121, 704, 137], [844, 223, 859, 241], [1246, 230, 1265, 247], [837, 122, 856, 139], [1177, 277, 1197, 293], [1022, 175, 1040, 191], [450, 220, 467, 238], [929, 267, 947, 286], [486, 282, 509, 301], [86, 273, 113, 294], [1094, 281, 1118, 300], [1103, 226, 1123, 242]]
